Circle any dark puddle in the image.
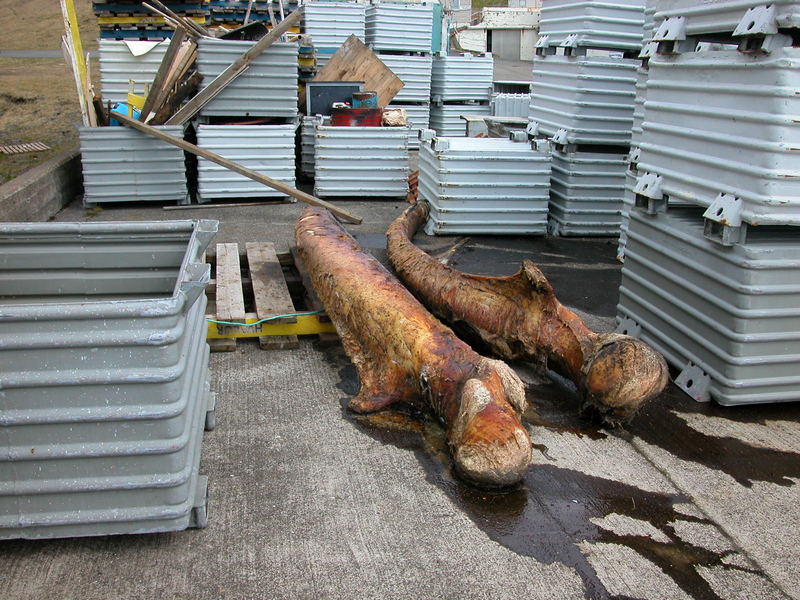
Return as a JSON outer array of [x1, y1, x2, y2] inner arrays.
[[625, 383, 800, 488], [330, 348, 771, 600]]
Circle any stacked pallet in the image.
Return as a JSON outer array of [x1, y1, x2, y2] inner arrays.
[[92, 1, 208, 40], [367, 1, 435, 147], [617, 0, 800, 407], [529, 0, 644, 236], [430, 52, 493, 137], [207, 0, 301, 27]]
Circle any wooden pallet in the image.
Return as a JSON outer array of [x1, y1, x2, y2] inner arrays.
[[205, 242, 337, 352]]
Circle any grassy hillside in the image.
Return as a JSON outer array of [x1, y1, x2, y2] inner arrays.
[[0, 0, 98, 183]]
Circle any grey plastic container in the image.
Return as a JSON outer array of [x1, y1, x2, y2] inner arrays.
[[197, 124, 296, 202], [197, 39, 298, 118], [548, 149, 628, 236], [80, 126, 188, 206], [0, 220, 218, 539], [418, 132, 552, 235], [617, 207, 800, 406], [528, 53, 638, 146]]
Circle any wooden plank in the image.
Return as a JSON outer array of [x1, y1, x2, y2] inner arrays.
[[215, 243, 246, 323], [247, 242, 299, 350], [165, 8, 304, 125], [114, 112, 363, 224], [311, 35, 404, 107], [139, 25, 187, 120]]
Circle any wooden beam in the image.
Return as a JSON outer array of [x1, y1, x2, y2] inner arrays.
[[215, 243, 246, 323], [140, 27, 187, 121], [165, 7, 304, 125], [114, 112, 363, 224], [246, 242, 299, 350]]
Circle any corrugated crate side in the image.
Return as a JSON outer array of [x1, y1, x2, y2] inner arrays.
[[313, 125, 410, 197], [430, 54, 494, 102], [429, 104, 492, 137], [617, 207, 800, 405], [0, 219, 216, 539], [377, 54, 433, 103], [492, 93, 531, 118], [528, 54, 638, 145], [548, 149, 627, 236], [638, 47, 800, 226], [653, 0, 800, 36], [419, 136, 551, 235], [99, 40, 169, 104], [538, 0, 646, 50], [304, 1, 366, 48], [197, 39, 298, 118], [196, 124, 296, 201], [79, 126, 188, 205], [365, 2, 434, 52]]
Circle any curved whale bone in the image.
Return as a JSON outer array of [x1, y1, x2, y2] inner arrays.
[[296, 207, 532, 488], [386, 202, 669, 425]]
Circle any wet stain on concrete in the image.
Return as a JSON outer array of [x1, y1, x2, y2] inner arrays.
[[329, 347, 777, 600], [625, 385, 800, 488]]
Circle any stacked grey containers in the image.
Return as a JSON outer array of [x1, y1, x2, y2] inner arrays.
[[418, 130, 553, 235], [616, 0, 800, 406], [0, 220, 217, 539], [195, 39, 299, 202], [313, 123, 410, 198], [303, 0, 367, 70], [530, 0, 645, 236], [430, 53, 493, 137], [88, 40, 187, 207], [367, 1, 435, 148]]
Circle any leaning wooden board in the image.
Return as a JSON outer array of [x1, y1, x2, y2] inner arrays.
[[310, 35, 404, 107]]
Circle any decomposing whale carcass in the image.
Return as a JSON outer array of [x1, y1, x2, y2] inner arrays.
[[387, 202, 668, 424], [295, 207, 532, 487]]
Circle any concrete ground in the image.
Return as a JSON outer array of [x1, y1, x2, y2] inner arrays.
[[2, 196, 799, 600]]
